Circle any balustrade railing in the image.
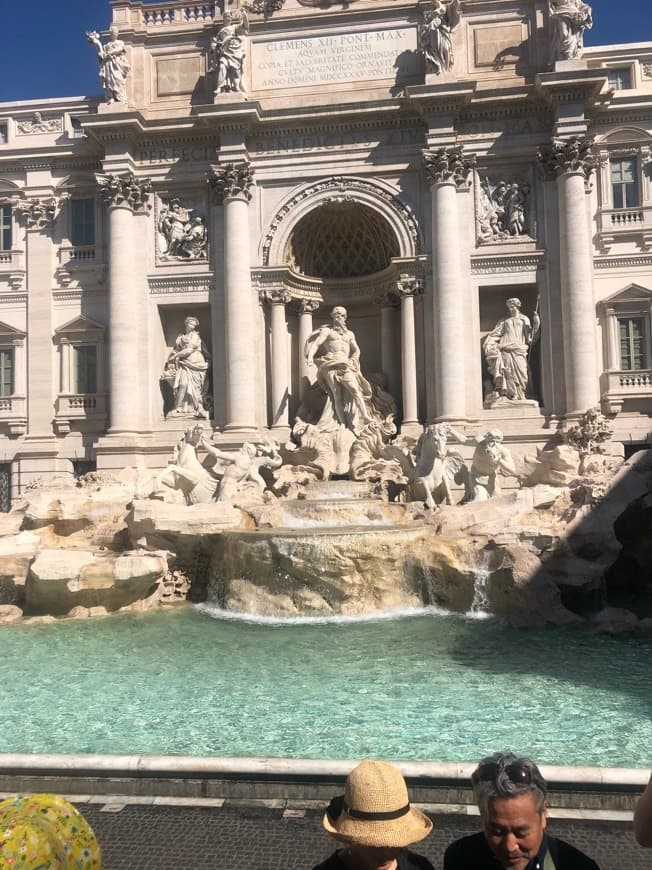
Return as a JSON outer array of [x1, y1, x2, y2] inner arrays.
[[58, 245, 97, 265], [0, 395, 26, 417], [142, 3, 215, 26], [598, 204, 652, 235], [56, 393, 106, 418], [600, 368, 652, 412]]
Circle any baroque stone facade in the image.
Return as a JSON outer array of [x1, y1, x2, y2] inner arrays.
[[0, 0, 651, 499]]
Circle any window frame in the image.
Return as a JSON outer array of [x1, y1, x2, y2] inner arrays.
[[73, 343, 98, 394], [610, 155, 640, 210], [606, 67, 633, 91], [0, 203, 12, 252], [617, 315, 649, 371], [70, 197, 96, 247], [0, 347, 13, 397]]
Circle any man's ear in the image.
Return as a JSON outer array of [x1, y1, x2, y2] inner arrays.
[[541, 801, 548, 830]]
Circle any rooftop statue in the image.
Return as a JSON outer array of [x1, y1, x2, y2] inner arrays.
[[209, 9, 249, 95], [483, 297, 540, 406], [86, 26, 130, 104], [419, 0, 461, 75], [548, 0, 593, 64]]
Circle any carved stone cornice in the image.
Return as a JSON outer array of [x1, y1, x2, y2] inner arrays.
[[97, 172, 152, 212], [14, 196, 65, 231], [397, 276, 424, 298], [537, 136, 599, 181], [208, 162, 254, 203], [264, 288, 291, 305], [422, 146, 475, 187]]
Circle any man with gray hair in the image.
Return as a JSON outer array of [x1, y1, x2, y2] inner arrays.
[[444, 752, 599, 869]]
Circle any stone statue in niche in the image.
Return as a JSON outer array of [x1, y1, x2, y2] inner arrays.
[[162, 317, 211, 418], [305, 306, 375, 435], [86, 26, 130, 104], [469, 430, 520, 501], [419, 0, 461, 75], [209, 9, 249, 95], [548, 0, 592, 64], [477, 178, 530, 242], [158, 199, 207, 260], [483, 298, 540, 407], [288, 307, 400, 481]]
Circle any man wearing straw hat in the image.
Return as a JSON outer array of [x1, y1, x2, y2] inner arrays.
[[313, 759, 435, 870], [443, 752, 599, 869]]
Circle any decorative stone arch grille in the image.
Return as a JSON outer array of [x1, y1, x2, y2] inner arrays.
[[261, 176, 422, 269]]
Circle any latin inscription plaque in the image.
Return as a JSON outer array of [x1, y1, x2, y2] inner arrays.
[[251, 27, 418, 90]]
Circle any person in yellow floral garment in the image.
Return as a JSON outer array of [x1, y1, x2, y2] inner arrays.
[[0, 793, 101, 868]]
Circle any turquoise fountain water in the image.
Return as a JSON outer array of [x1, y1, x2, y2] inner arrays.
[[2, 606, 650, 767]]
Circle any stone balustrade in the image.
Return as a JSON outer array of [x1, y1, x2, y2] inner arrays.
[[140, 2, 215, 27], [0, 395, 27, 435], [58, 245, 97, 264], [600, 369, 652, 413], [598, 204, 652, 251]]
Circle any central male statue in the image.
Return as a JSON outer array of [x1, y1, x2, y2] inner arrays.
[[305, 306, 374, 434]]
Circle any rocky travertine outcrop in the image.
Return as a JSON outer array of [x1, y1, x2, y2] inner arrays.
[[0, 449, 650, 628], [25, 549, 166, 616]]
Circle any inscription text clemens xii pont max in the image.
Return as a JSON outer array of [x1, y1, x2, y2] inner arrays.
[[251, 28, 419, 90]]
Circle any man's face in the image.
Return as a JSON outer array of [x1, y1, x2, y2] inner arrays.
[[348, 845, 402, 870], [482, 793, 546, 870], [507, 301, 519, 316]]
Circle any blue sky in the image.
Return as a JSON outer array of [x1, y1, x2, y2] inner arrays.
[[0, 0, 650, 103]]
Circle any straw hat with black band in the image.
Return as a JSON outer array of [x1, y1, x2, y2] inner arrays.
[[323, 760, 433, 848]]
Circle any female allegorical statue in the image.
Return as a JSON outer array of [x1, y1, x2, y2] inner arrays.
[[165, 317, 211, 418], [86, 26, 130, 104]]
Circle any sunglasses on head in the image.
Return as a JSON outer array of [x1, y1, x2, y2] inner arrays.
[[476, 760, 534, 785]]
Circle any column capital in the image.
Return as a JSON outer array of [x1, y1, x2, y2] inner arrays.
[[422, 146, 475, 188], [14, 195, 65, 231], [264, 287, 291, 306], [97, 172, 152, 212], [537, 136, 600, 181], [208, 161, 254, 203], [397, 276, 424, 298], [294, 297, 320, 315]]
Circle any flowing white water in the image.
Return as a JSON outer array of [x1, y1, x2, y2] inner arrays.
[[196, 601, 454, 626]]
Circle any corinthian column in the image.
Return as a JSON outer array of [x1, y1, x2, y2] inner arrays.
[[209, 162, 257, 432], [296, 298, 319, 393], [397, 276, 423, 428], [422, 146, 474, 420], [265, 288, 291, 430], [98, 172, 151, 434], [538, 137, 599, 416]]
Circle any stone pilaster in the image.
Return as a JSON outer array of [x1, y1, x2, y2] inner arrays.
[[208, 161, 257, 433], [295, 298, 320, 393], [265, 288, 291, 430], [423, 146, 474, 420], [538, 137, 599, 416], [98, 171, 152, 434], [397, 276, 423, 428]]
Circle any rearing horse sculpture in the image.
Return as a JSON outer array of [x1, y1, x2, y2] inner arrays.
[[410, 423, 468, 509]]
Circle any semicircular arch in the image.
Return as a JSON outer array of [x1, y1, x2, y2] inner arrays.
[[261, 176, 422, 268]]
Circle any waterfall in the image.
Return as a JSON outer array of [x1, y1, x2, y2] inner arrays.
[[467, 550, 493, 620]]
